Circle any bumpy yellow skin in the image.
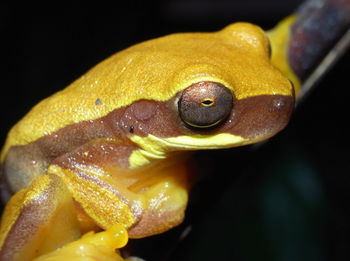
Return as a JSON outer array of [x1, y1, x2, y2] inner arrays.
[[0, 22, 296, 261]]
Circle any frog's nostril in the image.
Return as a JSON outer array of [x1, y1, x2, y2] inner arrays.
[[272, 97, 285, 110], [270, 95, 293, 112]]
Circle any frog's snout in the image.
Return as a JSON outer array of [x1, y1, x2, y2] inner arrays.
[[267, 94, 295, 131], [225, 94, 295, 142]]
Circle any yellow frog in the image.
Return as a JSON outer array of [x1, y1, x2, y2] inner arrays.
[[0, 22, 295, 260]]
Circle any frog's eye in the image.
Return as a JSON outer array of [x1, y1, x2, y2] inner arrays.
[[178, 81, 233, 129]]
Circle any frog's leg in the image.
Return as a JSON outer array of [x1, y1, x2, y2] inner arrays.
[[48, 138, 191, 238], [0, 174, 81, 261], [48, 160, 190, 239]]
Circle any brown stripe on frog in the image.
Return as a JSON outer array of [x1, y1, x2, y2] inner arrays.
[[120, 93, 294, 141], [1, 93, 293, 198]]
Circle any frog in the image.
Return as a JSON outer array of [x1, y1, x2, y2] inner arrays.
[[0, 22, 295, 260]]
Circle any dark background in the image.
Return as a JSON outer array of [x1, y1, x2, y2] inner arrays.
[[1, 1, 349, 260]]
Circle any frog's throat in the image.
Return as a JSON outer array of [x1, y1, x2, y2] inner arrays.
[[128, 133, 248, 169]]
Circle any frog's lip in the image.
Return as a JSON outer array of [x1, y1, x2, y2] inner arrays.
[[128, 133, 252, 170], [130, 133, 249, 157], [160, 134, 249, 150]]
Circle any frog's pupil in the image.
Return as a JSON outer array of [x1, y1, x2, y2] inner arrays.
[[201, 98, 215, 106]]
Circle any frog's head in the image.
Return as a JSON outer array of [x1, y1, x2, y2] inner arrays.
[[115, 22, 294, 168], [8, 22, 294, 170]]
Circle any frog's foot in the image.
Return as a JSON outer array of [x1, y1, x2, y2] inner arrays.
[[33, 224, 128, 261]]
